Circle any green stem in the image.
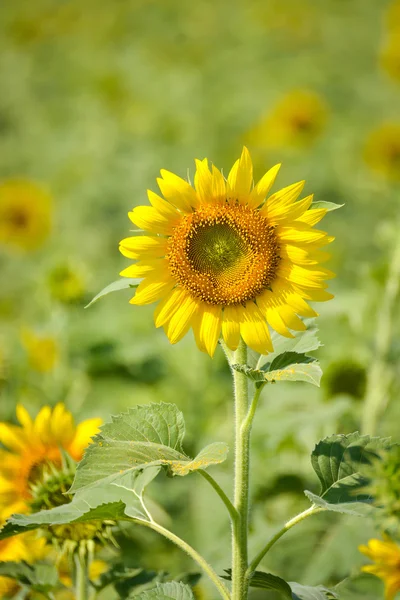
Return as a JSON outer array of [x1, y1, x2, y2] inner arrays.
[[247, 505, 324, 575], [198, 469, 238, 524], [231, 340, 250, 600], [361, 232, 400, 435], [134, 519, 231, 600], [74, 553, 89, 600]]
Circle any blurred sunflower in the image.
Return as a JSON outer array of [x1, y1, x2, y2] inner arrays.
[[58, 555, 108, 587], [119, 147, 334, 357], [0, 403, 101, 520], [0, 533, 48, 598], [246, 90, 328, 151], [380, 34, 400, 83], [386, 0, 400, 32], [47, 263, 86, 304], [249, 0, 317, 42], [0, 180, 52, 251], [21, 328, 59, 373], [364, 124, 400, 182], [359, 537, 400, 600]]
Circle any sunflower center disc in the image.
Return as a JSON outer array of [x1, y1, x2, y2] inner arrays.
[[167, 203, 280, 306]]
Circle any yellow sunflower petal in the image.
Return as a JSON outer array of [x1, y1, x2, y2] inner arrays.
[[239, 302, 273, 354], [227, 146, 253, 198], [154, 287, 188, 327], [248, 163, 281, 208], [277, 223, 334, 246], [297, 207, 327, 226], [194, 158, 213, 203], [164, 293, 199, 344], [49, 403, 75, 446], [266, 194, 314, 225], [256, 291, 294, 338], [16, 405, 33, 430], [277, 304, 306, 331], [211, 164, 226, 198], [262, 181, 305, 220], [68, 418, 102, 460], [281, 263, 335, 288], [158, 169, 197, 212], [119, 236, 169, 260], [120, 260, 164, 278], [147, 190, 181, 220], [221, 305, 242, 351], [0, 423, 26, 452], [129, 206, 177, 235], [130, 272, 175, 305], [192, 304, 222, 357]]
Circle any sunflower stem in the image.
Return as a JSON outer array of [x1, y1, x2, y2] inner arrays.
[[361, 231, 400, 435], [74, 552, 89, 600], [230, 339, 250, 600]]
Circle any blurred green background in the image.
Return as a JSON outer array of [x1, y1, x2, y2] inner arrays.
[[1, 0, 400, 597]]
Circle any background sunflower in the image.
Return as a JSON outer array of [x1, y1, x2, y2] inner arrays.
[[1, 0, 400, 598]]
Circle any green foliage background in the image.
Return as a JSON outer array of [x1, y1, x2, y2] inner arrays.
[[0, 0, 399, 597]]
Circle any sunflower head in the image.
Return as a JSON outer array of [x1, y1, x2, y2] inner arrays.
[[48, 263, 86, 304], [247, 91, 328, 151], [364, 124, 400, 182], [359, 537, 400, 600], [323, 359, 367, 400], [0, 180, 52, 252], [0, 403, 101, 520], [119, 147, 334, 357]]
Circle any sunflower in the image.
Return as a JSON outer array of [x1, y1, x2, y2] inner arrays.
[[0, 179, 52, 251], [0, 403, 101, 520], [246, 90, 328, 151], [119, 148, 334, 357], [48, 263, 86, 304], [364, 124, 400, 182], [359, 537, 400, 600], [0, 533, 48, 598]]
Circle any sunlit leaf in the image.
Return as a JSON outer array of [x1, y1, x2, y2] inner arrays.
[[70, 403, 228, 493], [85, 278, 140, 308], [134, 581, 195, 600], [310, 201, 344, 212]]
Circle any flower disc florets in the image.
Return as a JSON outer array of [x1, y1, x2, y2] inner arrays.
[[167, 202, 280, 305]]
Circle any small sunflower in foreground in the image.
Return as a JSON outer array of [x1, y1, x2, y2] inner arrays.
[[359, 537, 400, 600], [0, 180, 52, 252], [119, 147, 334, 356], [247, 91, 328, 151], [0, 403, 101, 520], [364, 124, 400, 182]]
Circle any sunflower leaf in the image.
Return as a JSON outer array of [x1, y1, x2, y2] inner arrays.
[[305, 432, 392, 515], [233, 354, 322, 386], [85, 278, 141, 308], [289, 582, 338, 599], [223, 570, 337, 599], [0, 467, 160, 541], [311, 201, 344, 212], [69, 403, 228, 494], [134, 581, 195, 600], [0, 562, 59, 593]]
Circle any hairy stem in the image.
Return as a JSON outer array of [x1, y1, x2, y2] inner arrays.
[[198, 469, 238, 524], [362, 233, 400, 435], [247, 505, 324, 575], [134, 519, 231, 600], [231, 340, 250, 600]]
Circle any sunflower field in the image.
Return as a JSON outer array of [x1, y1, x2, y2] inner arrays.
[[1, 0, 400, 599]]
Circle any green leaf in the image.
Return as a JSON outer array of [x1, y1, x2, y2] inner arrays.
[[0, 562, 59, 593], [70, 403, 228, 493], [0, 468, 160, 541], [289, 582, 338, 600], [85, 278, 140, 308], [310, 201, 344, 212], [305, 432, 392, 516], [334, 574, 383, 600], [233, 356, 322, 387], [94, 563, 161, 598], [243, 570, 292, 598], [134, 581, 195, 600]]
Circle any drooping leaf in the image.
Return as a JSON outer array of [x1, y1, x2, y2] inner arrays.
[[0, 468, 160, 541], [233, 357, 322, 387], [310, 201, 344, 212], [305, 432, 392, 516], [85, 278, 140, 308], [289, 582, 338, 600], [93, 563, 162, 598], [0, 562, 59, 593], [134, 581, 195, 600], [70, 403, 228, 493]]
